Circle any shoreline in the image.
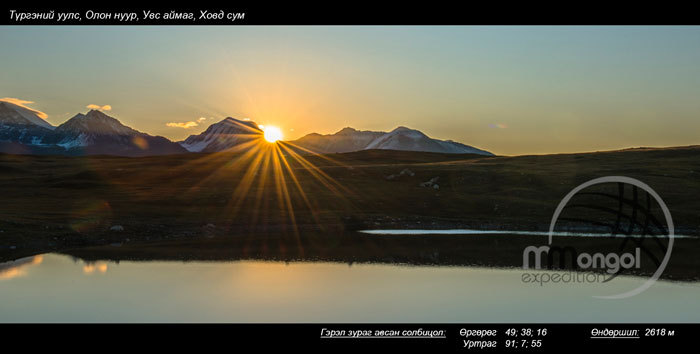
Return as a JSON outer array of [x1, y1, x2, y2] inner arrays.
[[2, 219, 698, 264], [2, 229, 697, 282]]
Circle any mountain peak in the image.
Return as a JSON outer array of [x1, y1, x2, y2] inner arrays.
[[47, 110, 186, 156], [336, 127, 358, 135], [179, 116, 262, 152], [57, 110, 136, 137], [391, 126, 417, 133], [0, 100, 55, 130], [385, 126, 427, 140], [216, 117, 261, 132], [85, 109, 114, 120]]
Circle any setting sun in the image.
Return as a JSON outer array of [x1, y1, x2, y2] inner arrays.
[[262, 125, 283, 143]]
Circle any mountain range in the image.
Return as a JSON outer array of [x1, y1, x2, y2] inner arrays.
[[0, 101, 185, 156], [0, 101, 492, 157], [289, 126, 493, 155]]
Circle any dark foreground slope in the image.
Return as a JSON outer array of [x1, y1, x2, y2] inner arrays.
[[1, 146, 699, 260]]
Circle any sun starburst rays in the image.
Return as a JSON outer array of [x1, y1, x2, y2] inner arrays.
[[149, 124, 360, 258]]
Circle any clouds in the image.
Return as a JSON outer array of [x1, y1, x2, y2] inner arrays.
[[167, 121, 199, 129], [166, 117, 207, 129], [0, 97, 49, 119], [86, 104, 112, 111]]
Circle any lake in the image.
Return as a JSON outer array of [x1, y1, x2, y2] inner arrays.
[[1, 253, 699, 322]]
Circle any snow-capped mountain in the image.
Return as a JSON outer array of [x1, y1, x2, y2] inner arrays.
[[179, 117, 262, 152], [0, 108, 186, 156], [0, 101, 62, 152], [365, 126, 492, 155], [290, 126, 493, 155], [45, 110, 187, 156], [289, 127, 385, 153], [0, 100, 55, 130], [50, 110, 141, 149], [2, 101, 491, 157]]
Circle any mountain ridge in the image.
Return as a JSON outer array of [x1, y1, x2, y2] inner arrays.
[[290, 126, 493, 155], [1, 102, 492, 156], [0, 108, 186, 156]]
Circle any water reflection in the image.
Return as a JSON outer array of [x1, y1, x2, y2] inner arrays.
[[82, 262, 108, 274], [0, 255, 43, 280], [0, 253, 699, 323], [60, 233, 700, 281]]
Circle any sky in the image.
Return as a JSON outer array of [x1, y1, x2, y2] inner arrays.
[[1, 26, 699, 155]]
